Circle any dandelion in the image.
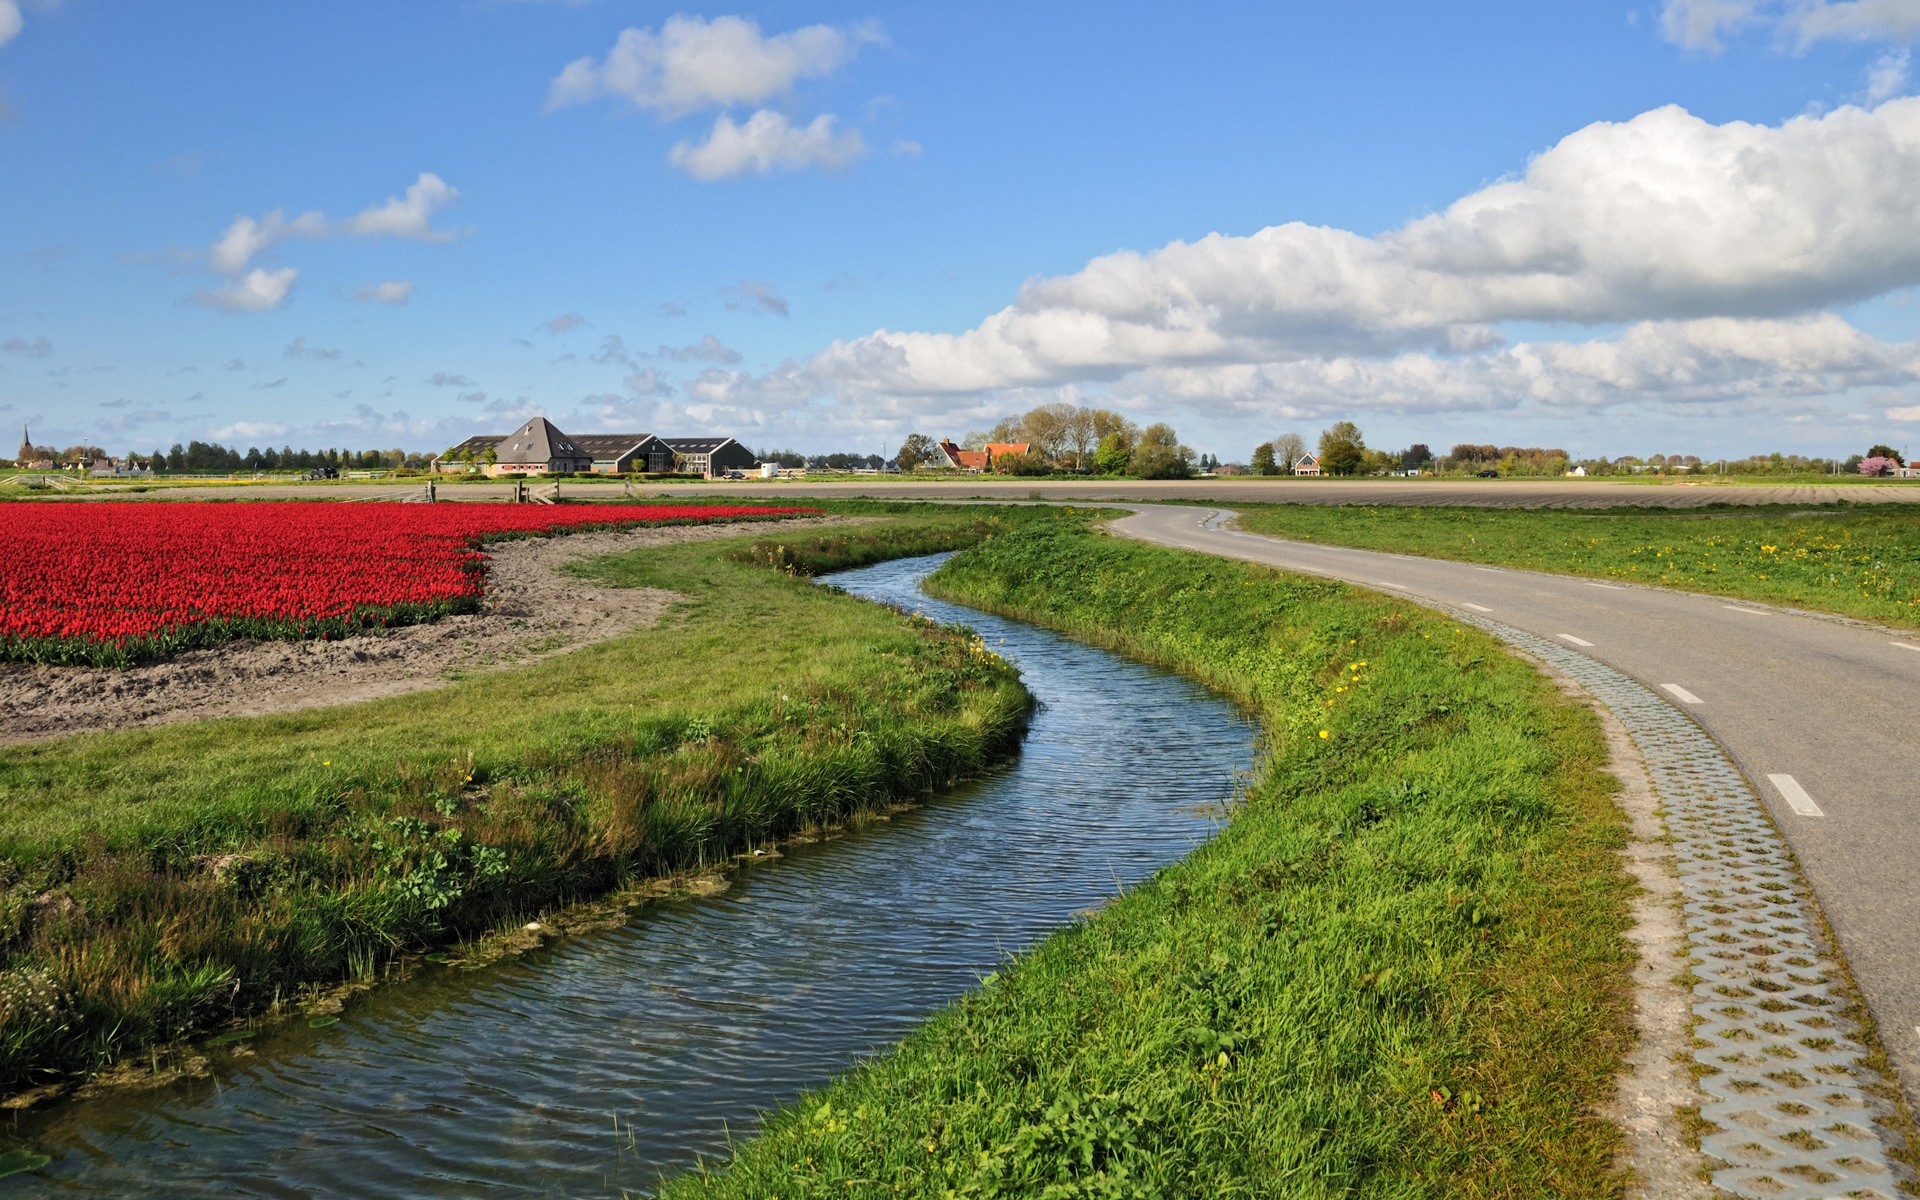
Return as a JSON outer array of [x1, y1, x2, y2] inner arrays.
[[1318, 729, 1330, 739]]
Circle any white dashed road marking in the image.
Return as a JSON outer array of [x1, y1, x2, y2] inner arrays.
[[1662, 683, 1703, 704], [1722, 605, 1769, 615], [1895, 641, 1920, 654], [1586, 581, 1625, 590], [1556, 633, 1595, 647], [1473, 567, 1501, 573], [1461, 602, 1493, 613], [1768, 774, 1824, 818]]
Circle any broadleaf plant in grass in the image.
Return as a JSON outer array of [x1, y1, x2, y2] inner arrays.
[[664, 522, 1636, 1198], [0, 506, 1062, 1094]]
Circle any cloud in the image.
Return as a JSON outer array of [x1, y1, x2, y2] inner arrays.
[[591, 334, 634, 366], [658, 333, 743, 363], [1660, 0, 1920, 50], [658, 301, 688, 317], [212, 420, 290, 441], [801, 99, 1920, 398], [457, 390, 488, 404], [669, 110, 867, 179], [891, 139, 923, 157], [1888, 403, 1920, 418], [0, 1, 22, 48], [343, 173, 460, 240], [1869, 49, 1913, 100], [284, 336, 342, 361], [723, 279, 789, 317], [224, 358, 247, 371], [546, 14, 880, 116], [353, 279, 415, 304], [208, 210, 327, 275], [540, 312, 590, 334], [428, 372, 477, 387], [2, 335, 51, 356], [252, 377, 290, 391], [99, 397, 130, 409], [190, 174, 458, 312], [623, 367, 676, 396], [193, 268, 299, 312]]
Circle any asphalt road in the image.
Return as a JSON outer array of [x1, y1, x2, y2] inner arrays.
[[1113, 503, 1920, 1108], [53, 476, 1920, 508]]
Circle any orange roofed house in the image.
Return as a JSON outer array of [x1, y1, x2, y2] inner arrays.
[[934, 439, 1033, 472]]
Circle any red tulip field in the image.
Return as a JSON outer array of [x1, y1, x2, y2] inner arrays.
[[0, 501, 815, 666]]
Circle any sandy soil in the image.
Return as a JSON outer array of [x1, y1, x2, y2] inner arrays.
[[0, 516, 848, 747]]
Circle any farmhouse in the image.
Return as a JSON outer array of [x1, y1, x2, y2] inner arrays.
[[571, 435, 672, 474], [933, 439, 1034, 472], [1293, 454, 1323, 477], [658, 437, 757, 477], [431, 423, 755, 477]]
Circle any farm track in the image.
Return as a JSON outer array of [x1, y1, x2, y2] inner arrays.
[[0, 515, 851, 746], [49, 477, 1920, 509]]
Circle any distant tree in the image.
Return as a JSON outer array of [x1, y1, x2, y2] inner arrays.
[[1867, 444, 1906, 466], [1250, 443, 1277, 475], [1130, 423, 1195, 479], [1401, 443, 1432, 472], [1271, 432, 1306, 474], [1317, 422, 1366, 477], [896, 433, 939, 471], [961, 430, 991, 451], [1860, 455, 1898, 477], [1092, 430, 1136, 475]]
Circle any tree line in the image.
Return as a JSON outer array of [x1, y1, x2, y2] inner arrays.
[[895, 403, 1199, 478]]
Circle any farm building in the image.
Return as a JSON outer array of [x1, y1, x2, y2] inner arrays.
[[932, 439, 1033, 471], [658, 437, 757, 477], [431, 424, 755, 477], [1293, 454, 1323, 477], [571, 435, 673, 474]]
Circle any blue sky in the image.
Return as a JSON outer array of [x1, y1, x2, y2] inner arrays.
[[3, 1, 1919, 462]]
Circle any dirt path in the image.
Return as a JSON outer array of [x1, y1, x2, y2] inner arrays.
[[0, 516, 848, 746]]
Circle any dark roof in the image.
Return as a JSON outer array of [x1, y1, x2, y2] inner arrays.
[[442, 435, 504, 457], [657, 437, 737, 454], [496, 417, 586, 464], [571, 434, 659, 459]]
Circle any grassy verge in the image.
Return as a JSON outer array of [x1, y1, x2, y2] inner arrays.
[[1232, 502, 1920, 629], [0, 505, 1064, 1094], [665, 521, 1635, 1199]]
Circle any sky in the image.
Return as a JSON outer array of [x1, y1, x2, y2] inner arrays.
[[3, 1, 1920, 463]]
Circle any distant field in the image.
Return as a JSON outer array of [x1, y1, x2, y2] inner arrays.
[[1231, 502, 1920, 629]]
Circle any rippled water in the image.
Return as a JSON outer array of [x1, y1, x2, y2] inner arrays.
[[7, 554, 1255, 1198]]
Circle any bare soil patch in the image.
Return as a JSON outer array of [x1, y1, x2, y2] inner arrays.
[[0, 516, 848, 746]]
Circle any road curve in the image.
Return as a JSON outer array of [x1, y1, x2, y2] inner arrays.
[[1112, 503, 1920, 1109]]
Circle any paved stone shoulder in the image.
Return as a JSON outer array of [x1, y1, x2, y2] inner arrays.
[[1458, 612, 1909, 1199]]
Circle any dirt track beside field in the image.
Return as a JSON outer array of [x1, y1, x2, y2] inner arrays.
[[0, 516, 848, 747]]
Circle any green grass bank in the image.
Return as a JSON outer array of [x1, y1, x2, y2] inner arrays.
[[665, 522, 1636, 1199], [1232, 502, 1920, 630], [0, 505, 1055, 1094]]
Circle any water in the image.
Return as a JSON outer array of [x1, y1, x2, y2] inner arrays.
[[5, 554, 1256, 1198]]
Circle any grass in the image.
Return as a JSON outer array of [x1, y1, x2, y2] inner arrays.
[[0, 504, 1068, 1093], [663, 521, 1637, 1199], [1232, 502, 1920, 630]]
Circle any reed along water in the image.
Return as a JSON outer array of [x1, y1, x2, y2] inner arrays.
[[6, 554, 1256, 1198]]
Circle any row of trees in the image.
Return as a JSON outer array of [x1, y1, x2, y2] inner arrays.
[[896, 404, 1198, 479], [1248, 423, 1433, 476]]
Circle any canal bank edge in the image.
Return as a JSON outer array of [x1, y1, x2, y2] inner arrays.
[[0, 507, 1056, 1103], [664, 522, 1642, 1197]]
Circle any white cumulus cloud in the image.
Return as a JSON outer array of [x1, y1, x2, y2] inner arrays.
[[208, 210, 327, 275], [669, 109, 867, 179], [804, 99, 1920, 398], [343, 173, 460, 240], [546, 14, 879, 116], [353, 279, 415, 304], [1869, 48, 1913, 99], [1660, 0, 1920, 50], [0, 1, 24, 48], [193, 268, 299, 313]]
